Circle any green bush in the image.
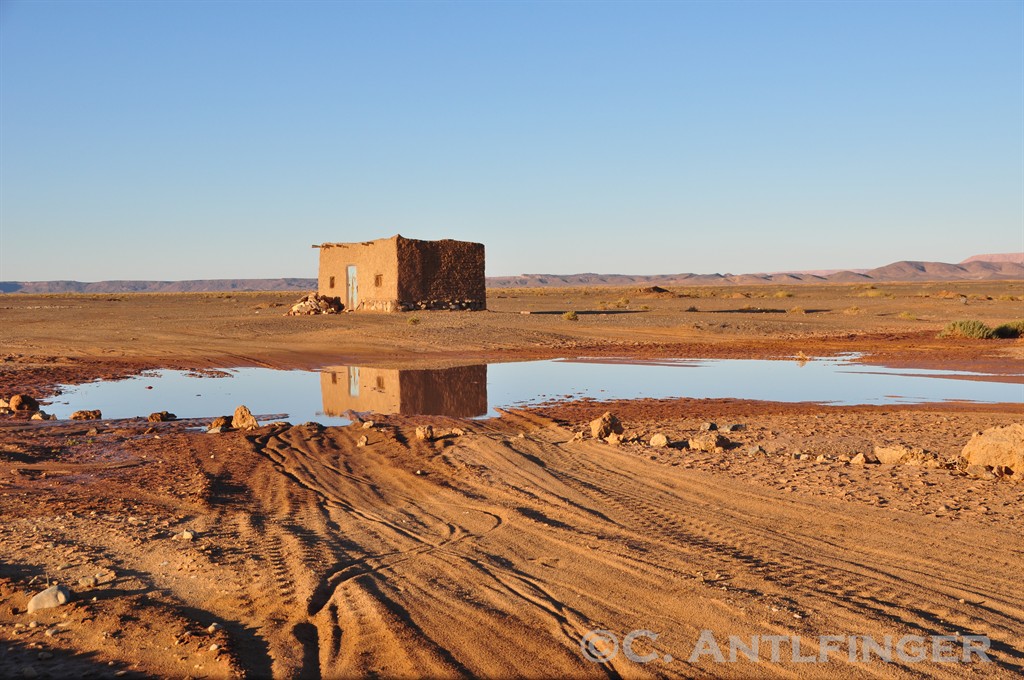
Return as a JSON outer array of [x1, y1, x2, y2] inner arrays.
[[939, 320, 994, 339], [563, 311, 579, 321], [993, 319, 1024, 339]]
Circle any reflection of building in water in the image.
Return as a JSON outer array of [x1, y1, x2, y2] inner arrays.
[[321, 365, 487, 418]]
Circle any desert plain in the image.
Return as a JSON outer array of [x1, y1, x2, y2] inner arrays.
[[1, 279, 1022, 679]]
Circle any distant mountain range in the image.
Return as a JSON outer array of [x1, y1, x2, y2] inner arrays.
[[1, 254, 1021, 294], [0, 278, 317, 294], [487, 254, 1024, 289]]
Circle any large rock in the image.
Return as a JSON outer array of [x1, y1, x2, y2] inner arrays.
[[209, 415, 233, 432], [26, 585, 71, 613], [70, 410, 102, 420], [148, 411, 176, 422], [9, 394, 40, 412], [688, 431, 729, 452], [873, 444, 939, 467], [650, 433, 669, 448], [962, 424, 1024, 481], [590, 412, 624, 440], [232, 405, 259, 431]]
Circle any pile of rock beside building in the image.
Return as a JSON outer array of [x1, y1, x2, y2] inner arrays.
[[286, 293, 344, 316]]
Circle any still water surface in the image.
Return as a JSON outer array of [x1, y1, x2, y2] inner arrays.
[[43, 356, 1024, 425]]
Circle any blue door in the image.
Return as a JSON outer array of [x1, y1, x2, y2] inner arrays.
[[346, 265, 358, 309]]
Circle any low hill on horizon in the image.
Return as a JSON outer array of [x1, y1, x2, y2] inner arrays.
[[2, 255, 1021, 294], [488, 257, 1024, 288], [961, 252, 1024, 265]]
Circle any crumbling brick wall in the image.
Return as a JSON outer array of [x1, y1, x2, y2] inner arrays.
[[396, 237, 486, 310]]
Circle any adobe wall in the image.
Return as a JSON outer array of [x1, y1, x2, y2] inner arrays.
[[320, 367, 401, 416], [395, 237, 486, 311], [398, 365, 487, 417], [317, 239, 400, 311], [320, 365, 487, 418]]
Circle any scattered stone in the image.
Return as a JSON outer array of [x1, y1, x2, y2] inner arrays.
[[78, 576, 98, 588], [361, 421, 375, 429], [147, 411, 176, 422], [747, 445, 766, 455], [815, 454, 828, 463], [26, 585, 71, 613], [650, 433, 669, 448], [70, 409, 102, 420], [723, 423, 745, 432], [699, 422, 718, 432], [451, 428, 465, 436], [965, 464, 997, 481], [414, 469, 426, 476], [961, 423, 1023, 481], [356, 435, 368, 447], [689, 431, 728, 452], [232, 405, 259, 431], [605, 432, 623, 446], [9, 394, 40, 412], [590, 412, 624, 440], [416, 425, 434, 441], [207, 623, 222, 634], [208, 416, 232, 433], [850, 452, 879, 466], [86, 427, 99, 436], [873, 444, 939, 467], [210, 643, 221, 652], [175, 530, 196, 541], [286, 292, 344, 316]]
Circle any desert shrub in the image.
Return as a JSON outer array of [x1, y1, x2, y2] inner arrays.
[[613, 297, 630, 308], [563, 311, 579, 321], [858, 290, 884, 298], [897, 312, 916, 321], [773, 290, 794, 298], [843, 306, 862, 315], [939, 320, 994, 339], [788, 307, 806, 314], [639, 304, 651, 311], [407, 316, 421, 326], [685, 306, 699, 312], [993, 320, 1024, 339]]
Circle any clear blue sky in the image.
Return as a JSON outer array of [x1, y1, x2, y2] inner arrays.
[[1, 0, 1021, 280]]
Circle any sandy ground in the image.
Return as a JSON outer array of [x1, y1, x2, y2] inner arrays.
[[0, 282, 1022, 678]]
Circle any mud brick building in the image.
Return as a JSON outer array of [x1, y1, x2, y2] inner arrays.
[[320, 365, 488, 418], [314, 235, 486, 312]]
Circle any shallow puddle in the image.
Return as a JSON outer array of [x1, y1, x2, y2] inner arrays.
[[42, 356, 1024, 425]]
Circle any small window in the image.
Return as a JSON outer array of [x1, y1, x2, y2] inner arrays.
[[374, 274, 383, 287], [329, 276, 335, 289], [376, 376, 385, 390], [330, 372, 337, 384]]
